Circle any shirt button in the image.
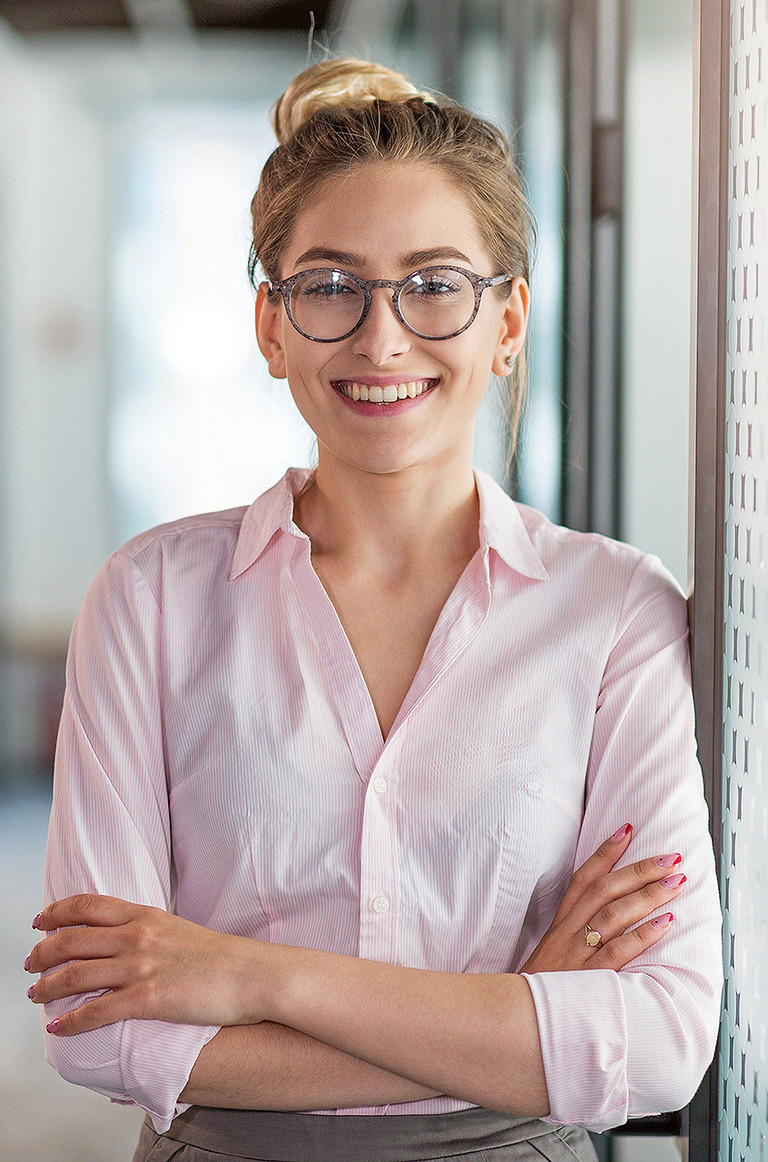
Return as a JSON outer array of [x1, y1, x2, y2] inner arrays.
[[371, 894, 390, 914], [373, 776, 388, 795]]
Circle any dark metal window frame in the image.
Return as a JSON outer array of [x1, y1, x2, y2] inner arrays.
[[687, 0, 729, 1159], [561, 0, 627, 539]]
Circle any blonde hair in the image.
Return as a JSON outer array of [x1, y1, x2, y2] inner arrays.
[[271, 58, 434, 144], [249, 58, 535, 453]]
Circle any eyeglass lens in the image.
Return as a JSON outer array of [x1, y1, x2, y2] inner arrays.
[[289, 268, 477, 340]]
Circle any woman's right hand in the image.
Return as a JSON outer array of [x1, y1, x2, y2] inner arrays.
[[520, 824, 686, 975]]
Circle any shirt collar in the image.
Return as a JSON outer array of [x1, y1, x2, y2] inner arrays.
[[230, 467, 549, 583], [229, 468, 313, 580], [474, 469, 550, 581]]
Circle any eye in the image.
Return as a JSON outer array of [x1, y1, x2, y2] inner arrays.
[[296, 272, 357, 299], [406, 271, 463, 298]]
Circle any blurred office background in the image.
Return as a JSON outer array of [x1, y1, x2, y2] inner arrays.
[[0, 1, 752, 1159]]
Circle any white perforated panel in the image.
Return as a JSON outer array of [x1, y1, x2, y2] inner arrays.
[[720, 2, 768, 1160]]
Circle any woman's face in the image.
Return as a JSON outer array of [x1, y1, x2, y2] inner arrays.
[[255, 160, 528, 481]]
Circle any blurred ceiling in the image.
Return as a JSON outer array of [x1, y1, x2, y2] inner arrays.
[[0, 0, 336, 35]]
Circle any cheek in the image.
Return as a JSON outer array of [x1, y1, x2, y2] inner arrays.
[[451, 328, 498, 386], [285, 375, 318, 426], [281, 339, 328, 393], [282, 353, 339, 430]]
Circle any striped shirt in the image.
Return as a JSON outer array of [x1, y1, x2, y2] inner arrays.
[[41, 468, 722, 1134]]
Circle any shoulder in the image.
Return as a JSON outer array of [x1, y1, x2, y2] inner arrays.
[[107, 469, 304, 591], [118, 506, 248, 564], [518, 502, 682, 590], [515, 502, 689, 645], [81, 506, 250, 618], [478, 469, 681, 606], [518, 502, 649, 573]]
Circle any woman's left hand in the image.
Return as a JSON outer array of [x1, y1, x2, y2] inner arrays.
[[25, 894, 273, 1036]]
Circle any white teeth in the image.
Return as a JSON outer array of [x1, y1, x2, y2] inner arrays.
[[335, 378, 435, 403]]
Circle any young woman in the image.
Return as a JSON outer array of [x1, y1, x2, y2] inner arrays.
[[26, 59, 722, 1162]]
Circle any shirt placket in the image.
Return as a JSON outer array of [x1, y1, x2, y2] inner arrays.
[[356, 555, 493, 966], [358, 728, 405, 964]]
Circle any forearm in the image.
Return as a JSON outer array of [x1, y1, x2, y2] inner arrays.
[[263, 947, 550, 1117], [30, 898, 549, 1117], [181, 1022, 441, 1109]]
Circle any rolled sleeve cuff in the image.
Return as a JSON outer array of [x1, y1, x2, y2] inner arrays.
[[43, 1014, 219, 1134], [522, 970, 628, 1132], [120, 1020, 220, 1132]]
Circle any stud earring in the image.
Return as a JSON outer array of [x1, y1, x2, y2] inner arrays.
[[505, 355, 514, 367]]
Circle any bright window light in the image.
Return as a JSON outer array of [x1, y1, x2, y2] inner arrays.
[[109, 105, 314, 542]]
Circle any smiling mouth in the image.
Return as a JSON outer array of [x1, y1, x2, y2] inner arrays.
[[333, 378, 438, 404]]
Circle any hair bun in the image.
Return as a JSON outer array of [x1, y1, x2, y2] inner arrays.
[[272, 58, 435, 145]]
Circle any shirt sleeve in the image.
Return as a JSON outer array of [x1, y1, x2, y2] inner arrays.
[[522, 553, 723, 1132], [41, 548, 220, 1134]]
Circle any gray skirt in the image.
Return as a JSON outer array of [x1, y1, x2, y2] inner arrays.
[[131, 1107, 599, 1162]]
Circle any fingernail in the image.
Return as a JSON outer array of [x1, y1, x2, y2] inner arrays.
[[46, 1019, 60, 1034], [24, 955, 31, 972], [32, 913, 42, 930], [656, 853, 682, 868], [660, 873, 687, 889], [27, 985, 36, 1000], [651, 912, 675, 928], [610, 823, 632, 841]]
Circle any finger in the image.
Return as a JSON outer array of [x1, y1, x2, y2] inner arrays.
[[28, 958, 125, 1007], [581, 872, 687, 946], [43, 988, 135, 1037], [26, 925, 125, 975], [573, 858, 686, 933], [586, 912, 675, 971], [552, 824, 633, 923], [34, 894, 146, 933]]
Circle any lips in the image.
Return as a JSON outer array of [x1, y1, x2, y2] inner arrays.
[[332, 378, 438, 404]]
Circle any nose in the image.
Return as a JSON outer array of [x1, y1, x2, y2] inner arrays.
[[350, 286, 411, 364]]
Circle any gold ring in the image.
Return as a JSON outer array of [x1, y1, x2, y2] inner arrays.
[[584, 923, 602, 948]]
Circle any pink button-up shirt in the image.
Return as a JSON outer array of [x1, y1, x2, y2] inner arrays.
[[41, 469, 722, 1134]]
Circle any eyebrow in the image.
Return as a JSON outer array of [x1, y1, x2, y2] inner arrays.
[[292, 245, 474, 270], [294, 247, 361, 267], [401, 247, 473, 267]]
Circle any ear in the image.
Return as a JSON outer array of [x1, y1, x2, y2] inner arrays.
[[255, 282, 287, 379], [491, 277, 530, 377]]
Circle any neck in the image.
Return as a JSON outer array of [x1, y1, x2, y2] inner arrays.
[[294, 452, 480, 580]]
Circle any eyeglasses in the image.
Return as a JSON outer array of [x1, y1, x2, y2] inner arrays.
[[268, 266, 514, 343]]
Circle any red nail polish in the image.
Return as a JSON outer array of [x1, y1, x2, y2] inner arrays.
[[651, 912, 674, 928], [656, 853, 682, 868], [32, 913, 42, 930], [660, 873, 687, 889], [27, 985, 36, 1000], [24, 955, 32, 972], [610, 823, 632, 841], [46, 1019, 60, 1034]]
